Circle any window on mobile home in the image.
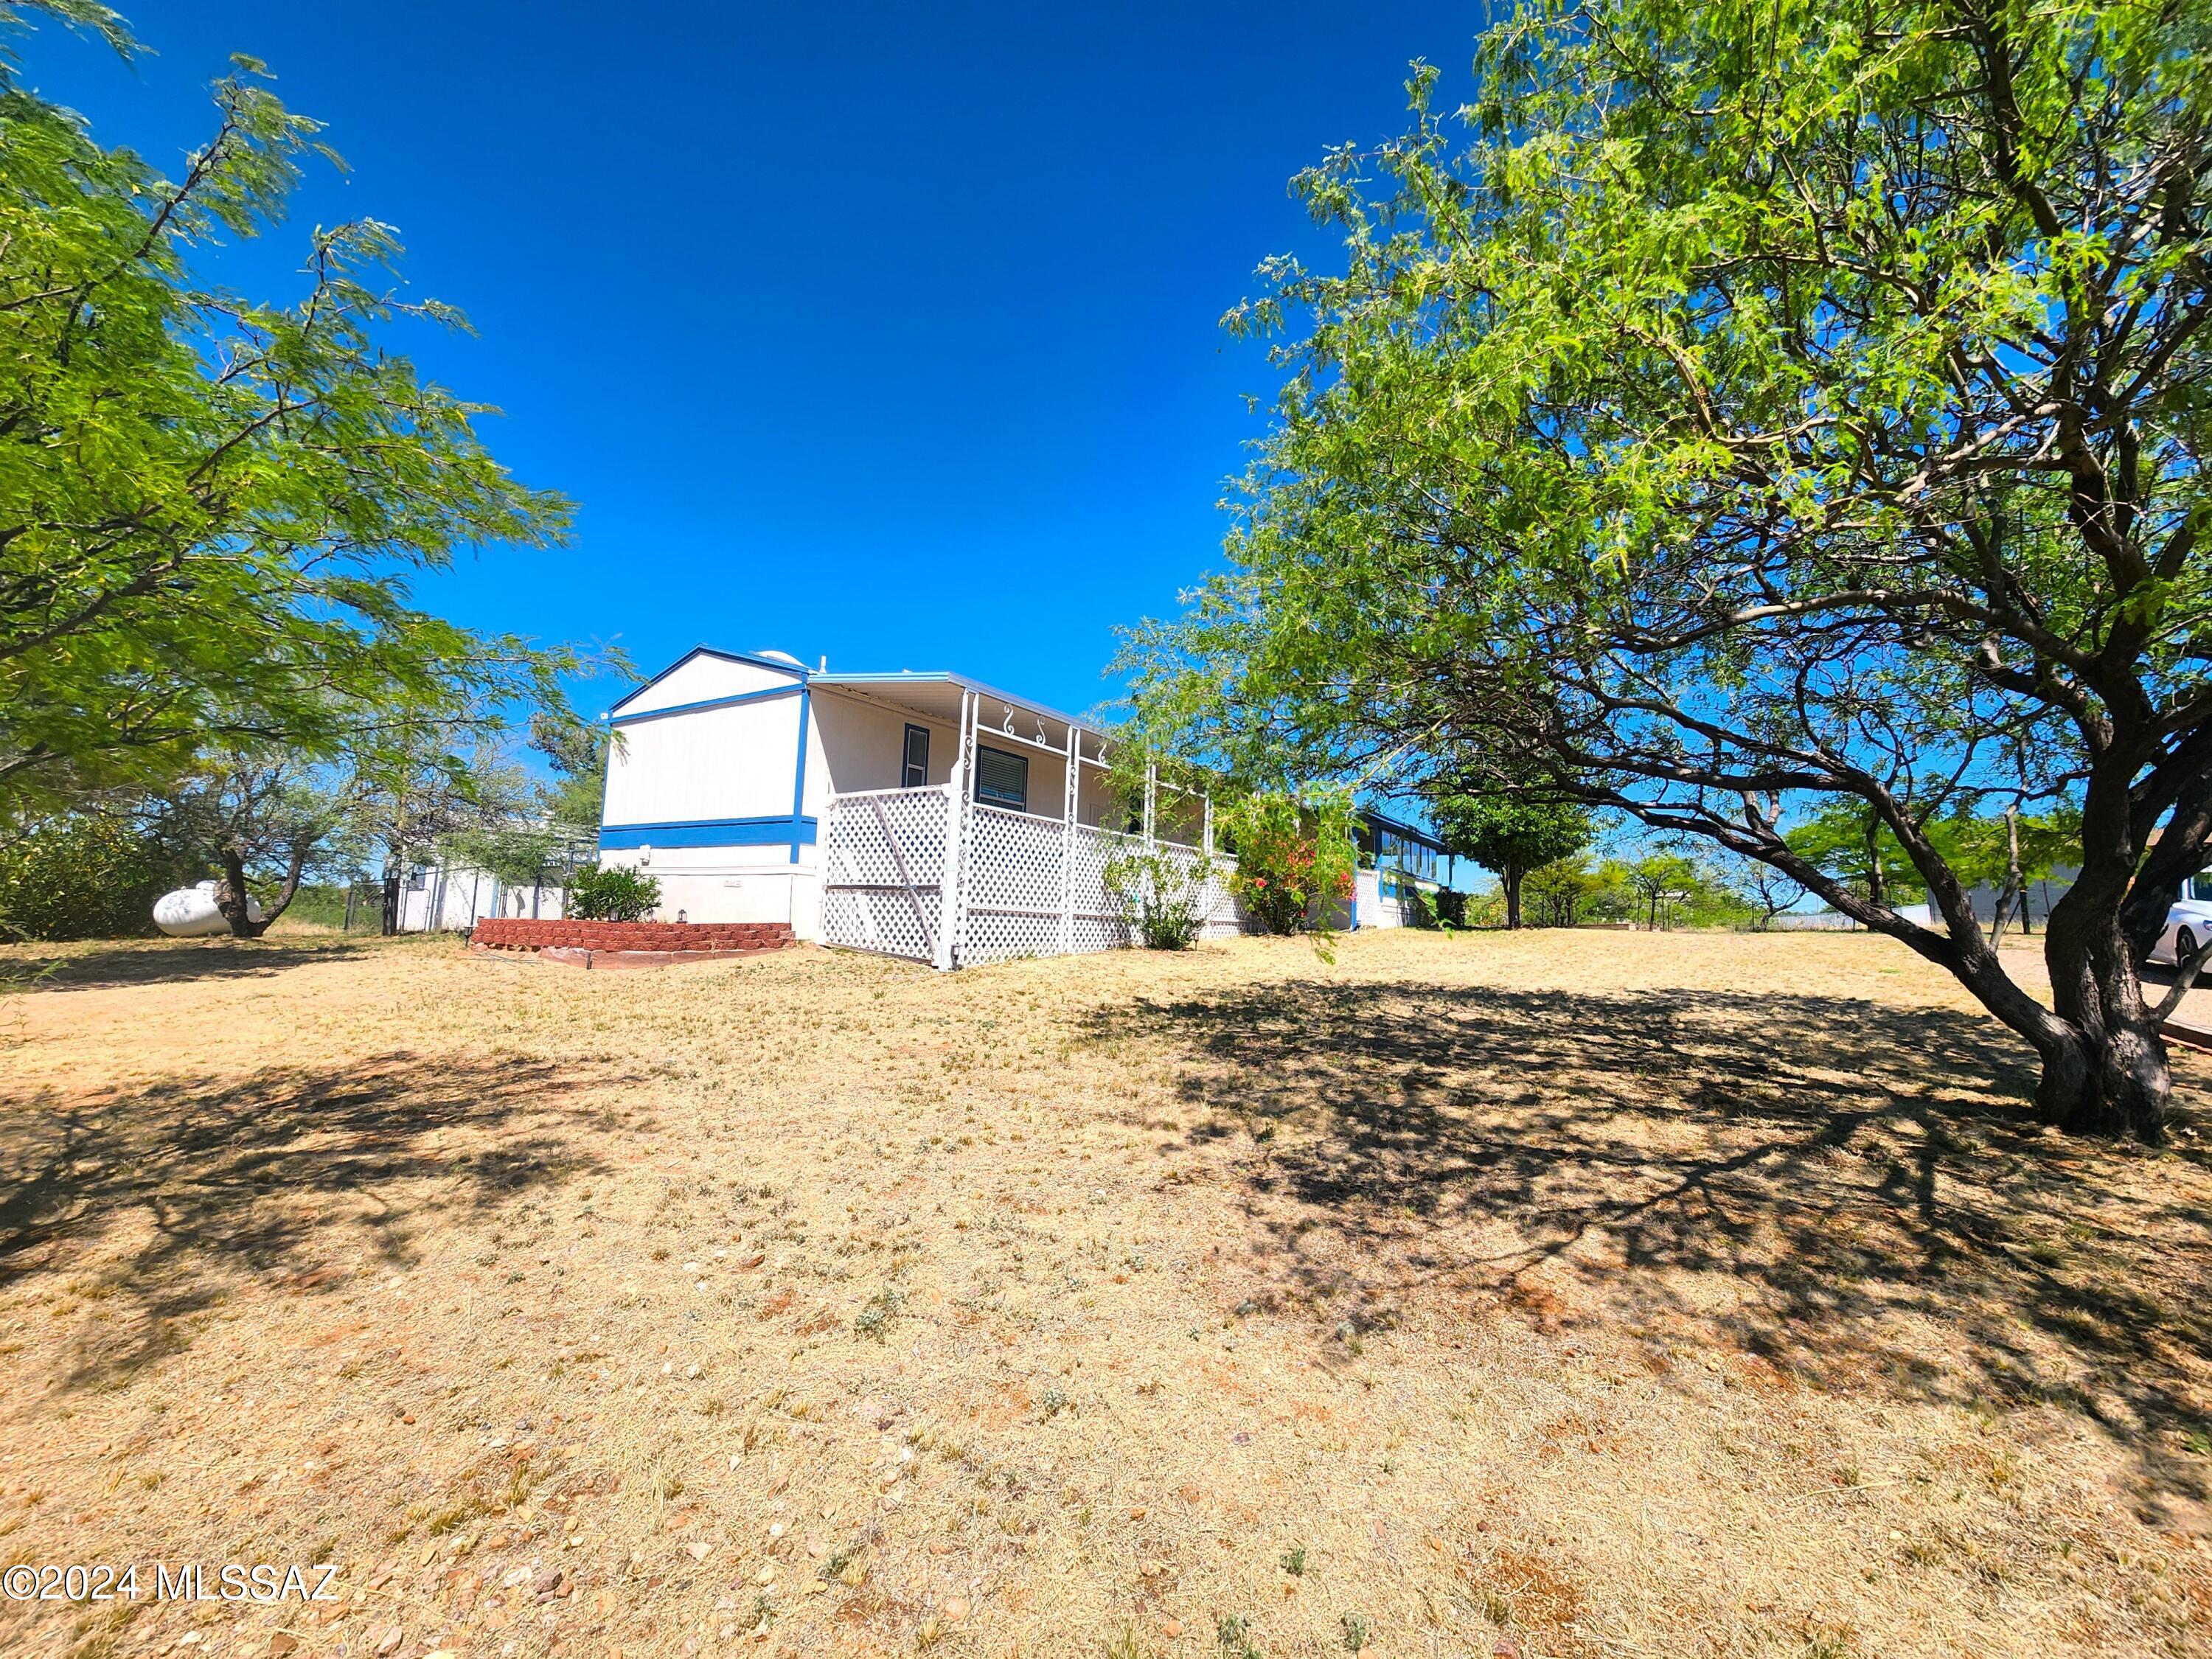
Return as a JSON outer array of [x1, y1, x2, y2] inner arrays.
[[975, 746, 1029, 810]]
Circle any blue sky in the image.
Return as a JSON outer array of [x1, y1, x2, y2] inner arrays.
[[25, 0, 1487, 725]]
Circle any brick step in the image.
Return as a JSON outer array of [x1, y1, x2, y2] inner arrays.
[[470, 919, 797, 953]]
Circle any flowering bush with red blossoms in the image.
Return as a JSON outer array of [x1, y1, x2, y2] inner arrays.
[[1217, 792, 1355, 935]]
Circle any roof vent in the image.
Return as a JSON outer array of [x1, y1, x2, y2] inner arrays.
[[757, 649, 806, 669]]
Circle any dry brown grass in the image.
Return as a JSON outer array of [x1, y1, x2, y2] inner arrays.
[[1, 927, 2208, 1659]]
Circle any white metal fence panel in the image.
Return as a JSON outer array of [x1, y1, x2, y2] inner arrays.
[[819, 786, 950, 963]]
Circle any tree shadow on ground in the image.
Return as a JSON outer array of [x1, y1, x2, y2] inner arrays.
[[1082, 980, 2212, 1507], [0, 936, 388, 991], [0, 1051, 602, 1391]]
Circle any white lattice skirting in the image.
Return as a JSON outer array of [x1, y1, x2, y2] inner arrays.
[[819, 787, 1251, 968]]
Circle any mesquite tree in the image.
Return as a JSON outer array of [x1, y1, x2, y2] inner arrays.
[[1121, 0, 2212, 1137], [0, 4, 572, 815]]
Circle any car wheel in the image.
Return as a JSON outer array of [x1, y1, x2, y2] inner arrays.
[[2183, 927, 2201, 970]]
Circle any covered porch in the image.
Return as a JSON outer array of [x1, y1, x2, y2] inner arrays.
[[807, 673, 1235, 967]]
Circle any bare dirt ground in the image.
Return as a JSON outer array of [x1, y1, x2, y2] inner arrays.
[[1, 928, 2208, 1659]]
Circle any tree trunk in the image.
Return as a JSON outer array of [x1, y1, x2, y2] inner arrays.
[[1989, 807, 2023, 950], [1503, 866, 1523, 929], [2039, 917, 2173, 1141], [213, 848, 274, 939]]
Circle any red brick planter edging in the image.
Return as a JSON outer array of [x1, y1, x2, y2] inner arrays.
[[470, 918, 796, 953]]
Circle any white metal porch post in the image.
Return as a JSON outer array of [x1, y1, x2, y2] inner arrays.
[[937, 689, 976, 971], [1058, 721, 1079, 954], [1202, 793, 1213, 857], [1143, 760, 1157, 849]]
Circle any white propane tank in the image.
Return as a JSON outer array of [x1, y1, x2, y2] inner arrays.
[[152, 880, 263, 937]]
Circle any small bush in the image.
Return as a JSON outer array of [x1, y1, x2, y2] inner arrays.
[[1102, 846, 1214, 950], [1463, 888, 1508, 928], [0, 811, 198, 942], [1217, 792, 1356, 936], [567, 864, 661, 922], [1399, 882, 1441, 928], [1433, 888, 1467, 927]]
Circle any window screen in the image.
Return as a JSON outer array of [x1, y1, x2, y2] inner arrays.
[[902, 724, 931, 787], [975, 745, 1029, 810]]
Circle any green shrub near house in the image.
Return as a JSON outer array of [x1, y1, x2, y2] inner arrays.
[[566, 865, 662, 922]]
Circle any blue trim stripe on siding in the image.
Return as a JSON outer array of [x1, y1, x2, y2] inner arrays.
[[599, 816, 818, 851], [790, 687, 812, 865], [607, 645, 807, 716], [607, 684, 805, 726]]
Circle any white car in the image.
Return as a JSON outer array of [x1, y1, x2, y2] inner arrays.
[[2149, 875, 2212, 966]]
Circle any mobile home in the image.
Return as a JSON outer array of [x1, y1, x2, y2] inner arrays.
[[598, 645, 1442, 967]]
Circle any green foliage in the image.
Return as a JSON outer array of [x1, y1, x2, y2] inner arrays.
[[566, 864, 661, 922], [1397, 880, 1442, 929], [279, 883, 353, 930], [1216, 792, 1355, 936], [529, 711, 613, 834], [1617, 854, 1759, 930], [1492, 849, 1759, 930], [152, 711, 577, 937], [1581, 858, 1641, 925], [1462, 887, 1508, 928], [1119, 0, 2212, 1131], [1102, 844, 1215, 950], [0, 10, 574, 817], [1924, 809, 2080, 894], [0, 806, 195, 941], [1521, 857, 1591, 928], [323, 719, 560, 897], [1785, 804, 1923, 908], [439, 823, 570, 891], [1431, 795, 1592, 929], [1624, 855, 1700, 933]]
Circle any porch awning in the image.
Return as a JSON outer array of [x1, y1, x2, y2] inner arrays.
[[811, 671, 1102, 749]]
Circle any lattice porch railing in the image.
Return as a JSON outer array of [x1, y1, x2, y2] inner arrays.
[[821, 787, 1254, 968]]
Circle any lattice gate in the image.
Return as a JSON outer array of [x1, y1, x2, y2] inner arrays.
[[818, 787, 951, 964]]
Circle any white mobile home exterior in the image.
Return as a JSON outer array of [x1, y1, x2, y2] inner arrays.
[[599, 645, 1447, 967], [597, 647, 1199, 967]]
